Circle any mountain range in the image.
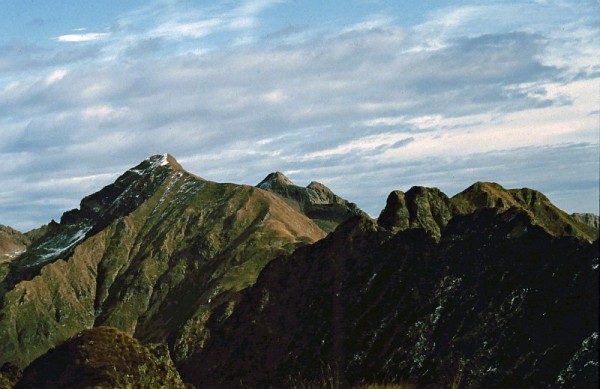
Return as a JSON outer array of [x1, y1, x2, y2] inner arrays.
[[0, 154, 597, 388]]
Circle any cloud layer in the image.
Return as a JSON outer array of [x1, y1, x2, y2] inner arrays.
[[0, 0, 598, 231]]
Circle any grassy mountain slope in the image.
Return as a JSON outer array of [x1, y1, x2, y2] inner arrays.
[[0, 155, 597, 387], [0, 154, 329, 368]]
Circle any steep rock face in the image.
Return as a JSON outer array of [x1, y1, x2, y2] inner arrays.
[[377, 186, 456, 239], [17, 327, 187, 388], [183, 208, 598, 388], [0, 225, 29, 263], [256, 172, 365, 232], [571, 213, 599, 230], [0, 155, 326, 368]]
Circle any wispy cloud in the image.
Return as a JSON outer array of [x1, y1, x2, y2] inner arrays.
[[150, 19, 224, 39], [56, 32, 110, 42], [0, 0, 598, 231]]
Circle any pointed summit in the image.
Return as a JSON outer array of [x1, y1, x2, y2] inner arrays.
[[256, 171, 294, 190], [377, 186, 456, 239], [129, 153, 186, 175], [8, 154, 198, 276], [451, 181, 518, 212]]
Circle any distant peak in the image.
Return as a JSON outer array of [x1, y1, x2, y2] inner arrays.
[[146, 153, 180, 168], [406, 185, 444, 196], [257, 171, 295, 189], [306, 181, 329, 191], [164, 153, 184, 170], [466, 181, 507, 193]]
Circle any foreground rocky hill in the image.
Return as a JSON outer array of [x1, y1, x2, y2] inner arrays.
[[16, 327, 186, 388], [0, 154, 597, 388]]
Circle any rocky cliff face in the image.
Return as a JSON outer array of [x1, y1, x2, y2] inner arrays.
[[183, 207, 598, 388], [0, 154, 331, 369], [0, 225, 29, 263], [377, 186, 456, 239], [256, 172, 365, 233], [571, 213, 599, 230]]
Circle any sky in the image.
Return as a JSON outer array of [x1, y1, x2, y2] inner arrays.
[[0, 0, 598, 232]]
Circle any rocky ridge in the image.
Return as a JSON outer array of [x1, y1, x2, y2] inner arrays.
[[256, 171, 365, 233], [571, 212, 599, 230], [184, 207, 598, 388], [377, 181, 598, 242]]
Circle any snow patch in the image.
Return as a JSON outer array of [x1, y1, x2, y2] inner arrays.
[[2, 250, 25, 259], [150, 153, 169, 168], [129, 154, 170, 175], [29, 224, 92, 267]]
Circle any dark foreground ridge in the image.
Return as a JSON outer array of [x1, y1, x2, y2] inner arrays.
[[0, 154, 597, 388], [182, 208, 598, 388]]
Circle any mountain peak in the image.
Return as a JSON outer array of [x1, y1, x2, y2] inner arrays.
[[132, 153, 184, 173], [256, 173, 365, 233], [257, 171, 294, 189], [377, 186, 455, 238]]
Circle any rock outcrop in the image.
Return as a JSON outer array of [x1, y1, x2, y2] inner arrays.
[[16, 327, 187, 388], [377, 181, 598, 242], [256, 172, 365, 232], [571, 212, 599, 230], [377, 186, 456, 239], [0, 225, 29, 263]]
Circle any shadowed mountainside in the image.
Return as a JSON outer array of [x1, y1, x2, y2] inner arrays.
[[183, 208, 598, 388]]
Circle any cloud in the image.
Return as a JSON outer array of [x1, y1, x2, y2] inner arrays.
[[0, 0, 598, 231], [304, 132, 415, 159], [150, 19, 224, 39], [56, 32, 110, 42], [0, 42, 102, 74], [45, 69, 68, 84]]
